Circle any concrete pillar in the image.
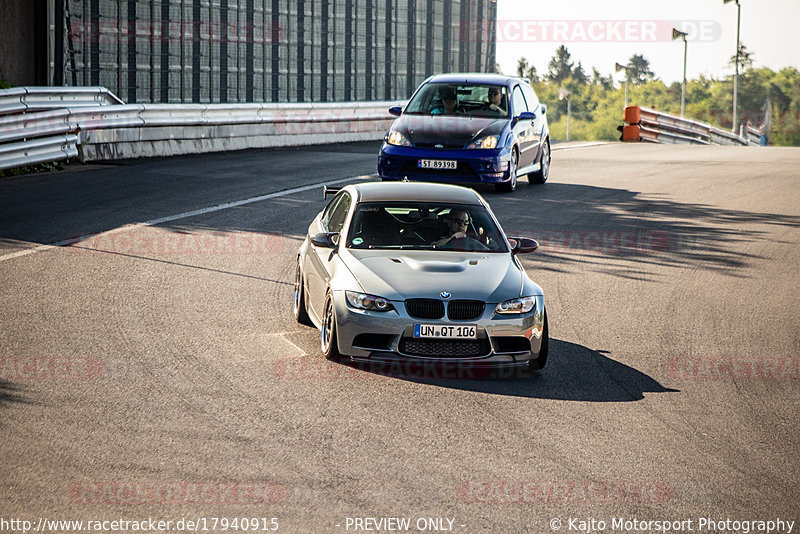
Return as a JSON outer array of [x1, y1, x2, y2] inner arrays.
[[0, 0, 40, 86]]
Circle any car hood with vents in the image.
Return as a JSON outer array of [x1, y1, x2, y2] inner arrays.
[[342, 249, 524, 303]]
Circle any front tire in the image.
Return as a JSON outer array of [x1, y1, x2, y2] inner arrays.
[[530, 140, 550, 184], [293, 257, 312, 326], [495, 148, 518, 193], [527, 310, 549, 374], [321, 294, 342, 361]]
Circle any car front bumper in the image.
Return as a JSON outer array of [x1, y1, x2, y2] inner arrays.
[[331, 291, 546, 368], [378, 143, 514, 184]]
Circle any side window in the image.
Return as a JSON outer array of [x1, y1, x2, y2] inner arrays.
[[321, 195, 341, 225], [512, 86, 528, 116], [324, 192, 351, 233], [521, 83, 539, 110]]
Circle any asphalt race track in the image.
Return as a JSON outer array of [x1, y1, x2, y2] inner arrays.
[[1, 142, 799, 533]]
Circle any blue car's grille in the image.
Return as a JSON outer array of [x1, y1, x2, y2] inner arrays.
[[414, 142, 464, 149], [399, 338, 491, 358], [405, 299, 445, 319], [447, 300, 485, 321]]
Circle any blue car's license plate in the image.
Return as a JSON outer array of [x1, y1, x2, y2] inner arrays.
[[418, 159, 457, 169]]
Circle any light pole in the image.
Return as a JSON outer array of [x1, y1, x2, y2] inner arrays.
[[558, 87, 572, 142], [724, 0, 741, 132], [615, 62, 630, 108], [672, 28, 688, 117]]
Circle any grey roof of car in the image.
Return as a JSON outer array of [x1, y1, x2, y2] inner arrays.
[[425, 73, 525, 86], [348, 181, 484, 204]]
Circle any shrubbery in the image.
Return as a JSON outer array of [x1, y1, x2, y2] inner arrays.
[[516, 49, 800, 146]]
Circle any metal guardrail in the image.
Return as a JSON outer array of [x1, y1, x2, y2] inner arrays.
[[0, 109, 72, 144], [78, 100, 402, 161], [621, 106, 761, 146], [742, 124, 763, 146], [0, 87, 123, 115], [0, 134, 78, 171], [0, 86, 403, 171]]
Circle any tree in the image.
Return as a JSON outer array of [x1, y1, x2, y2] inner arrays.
[[517, 57, 530, 79], [573, 62, 589, 85], [515, 57, 539, 82], [592, 67, 612, 90], [627, 54, 655, 85], [547, 45, 574, 84], [526, 65, 540, 83], [729, 43, 754, 72]]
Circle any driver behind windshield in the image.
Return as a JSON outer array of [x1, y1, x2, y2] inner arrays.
[[480, 87, 506, 115], [347, 204, 506, 252], [432, 209, 471, 248]]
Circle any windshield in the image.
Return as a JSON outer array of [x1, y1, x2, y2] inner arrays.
[[347, 202, 508, 253], [405, 83, 509, 118]]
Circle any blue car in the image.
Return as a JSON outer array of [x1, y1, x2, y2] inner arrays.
[[378, 74, 550, 193]]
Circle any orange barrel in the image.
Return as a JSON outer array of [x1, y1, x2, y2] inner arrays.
[[624, 106, 641, 125], [622, 124, 641, 142]]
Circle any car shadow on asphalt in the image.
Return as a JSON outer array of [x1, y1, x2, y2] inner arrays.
[[499, 182, 799, 279], [4, 164, 798, 284], [0, 380, 30, 410], [347, 339, 678, 402]]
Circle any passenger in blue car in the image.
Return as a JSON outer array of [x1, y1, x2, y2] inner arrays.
[[430, 86, 464, 115]]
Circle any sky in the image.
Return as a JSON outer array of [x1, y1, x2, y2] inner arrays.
[[495, 0, 800, 85]]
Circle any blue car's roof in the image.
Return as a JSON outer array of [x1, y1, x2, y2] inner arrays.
[[424, 73, 524, 87]]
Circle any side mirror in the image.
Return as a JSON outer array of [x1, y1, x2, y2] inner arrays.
[[311, 232, 338, 249], [508, 237, 539, 255], [389, 106, 402, 117], [517, 111, 536, 121], [540, 104, 547, 115]]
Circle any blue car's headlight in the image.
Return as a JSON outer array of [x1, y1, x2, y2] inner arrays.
[[386, 130, 412, 147], [346, 291, 394, 312], [495, 296, 536, 315], [466, 135, 499, 150]]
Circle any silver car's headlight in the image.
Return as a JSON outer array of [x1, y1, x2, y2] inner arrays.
[[495, 296, 536, 315], [345, 291, 394, 312], [466, 135, 499, 149], [386, 130, 412, 147]]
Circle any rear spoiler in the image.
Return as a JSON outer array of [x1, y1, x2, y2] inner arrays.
[[323, 186, 341, 199]]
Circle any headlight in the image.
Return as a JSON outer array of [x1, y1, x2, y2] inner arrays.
[[495, 296, 536, 315], [466, 136, 499, 149], [386, 130, 412, 147], [346, 291, 394, 312]]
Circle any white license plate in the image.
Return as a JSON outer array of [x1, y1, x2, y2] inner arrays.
[[414, 324, 477, 339], [418, 159, 457, 170]]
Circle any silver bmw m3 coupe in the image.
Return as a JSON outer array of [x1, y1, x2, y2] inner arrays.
[[293, 181, 548, 375]]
